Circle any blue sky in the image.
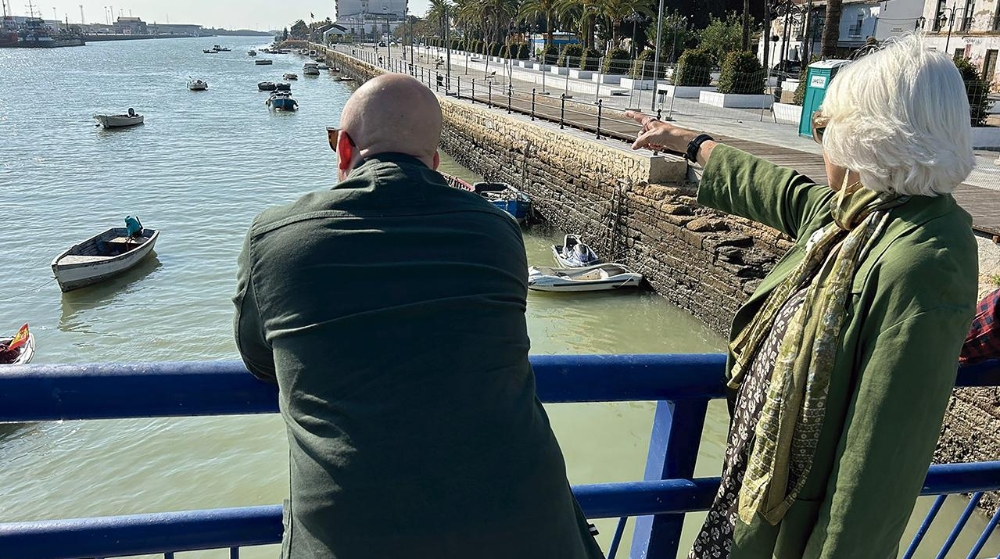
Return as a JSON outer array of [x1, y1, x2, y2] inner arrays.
[[16, 0, 433, 30]]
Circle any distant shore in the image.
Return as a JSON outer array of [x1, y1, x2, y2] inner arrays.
[[83, 33, 272, 42]]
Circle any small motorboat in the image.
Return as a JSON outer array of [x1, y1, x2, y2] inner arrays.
[[51, 217, 159, 292], [94, 108, 144, 128], [318, 63, 329, 70], [255, 59, 273, 65], [303, 62, 320, 76], [203, 48, 217, 54], [187, 78, 208, 91], [283, 73, 298, 80], [0, 324, 34, 366], [527, 263, 643, 292], [258, 81, 277, 91], [266, 91, 298, 111], [274, 82, 292, 92], [215, 45, 230, 52], [330, 66, 342, 72], [552, 235, 602, 267], [248, 49, 257, 56], [337, 77, 355, 82], [474, 182, 532, 223]]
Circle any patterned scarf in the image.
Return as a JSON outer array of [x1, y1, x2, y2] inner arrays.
[[729, 183, 907, 526]]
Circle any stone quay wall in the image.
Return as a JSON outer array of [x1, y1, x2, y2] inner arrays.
[[325, 49, 996, 515]]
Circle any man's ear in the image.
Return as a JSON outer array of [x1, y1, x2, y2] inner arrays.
[[337, 132, 354, 172], [432, 150, 440, 171]]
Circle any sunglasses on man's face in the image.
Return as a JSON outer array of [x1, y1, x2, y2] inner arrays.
[[811, 112, 829, 145], [326, 126, 356, 151]]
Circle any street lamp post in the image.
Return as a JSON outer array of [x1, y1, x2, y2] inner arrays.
[[651, 0, 665, 109], [942, 4, 957, 54], [625, 11, 644, 59], [669, 16, 686, 64]]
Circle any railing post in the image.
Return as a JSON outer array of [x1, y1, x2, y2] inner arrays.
[[507, 84, 512, 114], [472, 79, 476, 104], [488, 81, 492, 107], [596, 100, 602, 140], [629, 400, 708, 559], [560, 93, 565, 129], [531, 88, 536, 121], [457, 76, 462, 100]]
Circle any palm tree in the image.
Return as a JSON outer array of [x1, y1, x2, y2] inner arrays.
[[820, 0, 842, 57], [597, 0, 653, 48], [555, 0, 602, 49], [426, 0, 452, 40], [519, 0, 559, 49]]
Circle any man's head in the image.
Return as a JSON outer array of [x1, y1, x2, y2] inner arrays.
[[335, 74, 443, 181]]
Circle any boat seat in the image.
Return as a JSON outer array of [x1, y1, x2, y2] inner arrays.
[[60, 255, 109, 265]]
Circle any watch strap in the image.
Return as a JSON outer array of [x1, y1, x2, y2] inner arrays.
[[685, 134, 714, 162]]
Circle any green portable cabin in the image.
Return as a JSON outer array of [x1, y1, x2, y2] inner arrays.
[[798, 59, 852, 138]]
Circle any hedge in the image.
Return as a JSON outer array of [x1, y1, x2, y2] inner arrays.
[[717, 51, 765, 95]]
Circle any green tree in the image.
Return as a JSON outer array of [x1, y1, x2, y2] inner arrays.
[[289, 19, 308, 39], [955, 57, 995, 126], [519, 0, 559, 50], [656, 10, 696, 63], [698, 12, 744, 65], [282, 27, 289, 41], [554, 0, 600, 49], [716, 50, 764, 94], [598, 0, 654, 49]]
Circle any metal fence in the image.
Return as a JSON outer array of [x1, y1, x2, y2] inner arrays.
[[1, 355, 999, 559]]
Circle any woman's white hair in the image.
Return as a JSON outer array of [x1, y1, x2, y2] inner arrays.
[[821, 34, 974, 196]]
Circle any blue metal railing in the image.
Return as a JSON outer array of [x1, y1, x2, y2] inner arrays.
[[0, 355, 998, 559]]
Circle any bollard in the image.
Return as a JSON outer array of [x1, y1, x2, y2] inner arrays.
[[560, 94, 566, 129], [531, 88, 536, 121], [457, 76, 462, 100], [488, 81, 492, 108], [507, 84, 512, 114], [472, 79, 476, 104], [596, 100, 603, 139], [656, 108, 662, 121]]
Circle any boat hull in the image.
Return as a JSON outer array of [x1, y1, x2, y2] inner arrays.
[[269, 98, 297, 111], [95, 115, 144, 128], [51, 229, 159, 292], [527, 264, 643, 292]]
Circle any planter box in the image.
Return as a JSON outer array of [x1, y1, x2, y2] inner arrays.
[[517, 60, 533, 68], [699, 91, 773, 109], [533, 63, 552, 71], [656, 84, 715, 99], [782, 79, 799, 93], [592, 74, 623, 85], [772, 102, 803, 125], [569, 69, 594, 80], [972, 126, 1000, 149], [620, 77, 655, 90], [551, 66, 570, 75]]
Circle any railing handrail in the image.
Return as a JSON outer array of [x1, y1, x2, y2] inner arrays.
[[3, 356, 995, 422]]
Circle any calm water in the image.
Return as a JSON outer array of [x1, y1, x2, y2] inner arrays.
[[0, 37, 994, 558]]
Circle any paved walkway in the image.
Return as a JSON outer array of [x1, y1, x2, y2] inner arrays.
[[328, 43, 1000, 236]]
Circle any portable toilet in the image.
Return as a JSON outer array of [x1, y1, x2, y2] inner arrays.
[[798, 59, 852, 138]]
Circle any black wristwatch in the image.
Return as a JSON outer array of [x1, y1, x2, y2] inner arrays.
[[685, 134, 714, 162]]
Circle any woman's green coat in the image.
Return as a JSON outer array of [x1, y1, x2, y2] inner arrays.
[[699, 145, 978, 559]]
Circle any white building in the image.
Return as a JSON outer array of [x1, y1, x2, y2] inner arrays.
[[759, 0, 926, 69], [921, 0, 1000, 83], [335, 0, 408, 39]]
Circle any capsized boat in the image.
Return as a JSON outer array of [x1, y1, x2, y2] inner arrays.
[[318, 63, 329, 70], [552, 234, 602, 267], [51, 217, 159, 292], [274, 82, 292, 92], [248, 49, 257, 56], [94, 108, 143, 128], [255, 59, 273, 65], [527, 263, 643, 292], [258, 81, 277, 91], [0, 324, 34, 366], [266, 91, 298, 111], [283, 73, 298, 80], [187, 78, 208, 91], [303, 62, 320, 76]]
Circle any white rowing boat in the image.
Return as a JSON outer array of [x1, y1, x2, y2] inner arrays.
[[51, 226, 159, 292], [94, 108, 143, 128], [528, 263, 642, 292]]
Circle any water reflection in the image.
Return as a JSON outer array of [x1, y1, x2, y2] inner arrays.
[[58, 255, 162, 329]]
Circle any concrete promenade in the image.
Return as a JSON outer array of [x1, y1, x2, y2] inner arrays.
[[329, 43, 1000, 237]]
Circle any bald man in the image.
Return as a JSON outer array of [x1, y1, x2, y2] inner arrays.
[[233, 74, 605, 559]]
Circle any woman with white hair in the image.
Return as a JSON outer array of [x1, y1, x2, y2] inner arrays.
[[627, 35, 978, 558]]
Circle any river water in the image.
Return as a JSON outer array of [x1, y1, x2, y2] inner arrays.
[[0, 37, 994, 558]]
